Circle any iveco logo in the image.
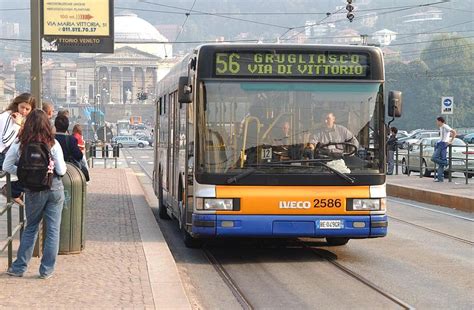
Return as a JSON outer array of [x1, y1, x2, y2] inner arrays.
[[279, 201, 311, 209]]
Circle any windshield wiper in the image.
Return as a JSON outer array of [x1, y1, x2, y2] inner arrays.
[[226, 168, 257, 184], [251, 160, 355, 184]]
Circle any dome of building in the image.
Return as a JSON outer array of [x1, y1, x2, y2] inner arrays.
[[115, 12, 169, 42], [114, 12, 172, 58]]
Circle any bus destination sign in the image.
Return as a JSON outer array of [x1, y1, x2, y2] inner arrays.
[[214, 51, 369, 78]]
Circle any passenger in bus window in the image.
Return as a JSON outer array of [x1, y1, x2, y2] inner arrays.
[[311, 112, 359, 154], [272, 120, 291, 146]]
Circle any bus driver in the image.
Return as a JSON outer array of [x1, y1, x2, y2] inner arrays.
[[310, 112, 359, 155]]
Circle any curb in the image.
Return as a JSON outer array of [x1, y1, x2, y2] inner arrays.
[[387, 183, 473, 213], [125, 169, 191, 310]]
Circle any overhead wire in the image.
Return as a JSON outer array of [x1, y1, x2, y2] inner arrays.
[[174, 0, 197, 42], [138, 0, 292, 30]]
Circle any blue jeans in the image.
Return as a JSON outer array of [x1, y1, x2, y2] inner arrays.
[[387, 150, 395, 174], [9, 189, 65, 276], [431, 142, 448, 181]]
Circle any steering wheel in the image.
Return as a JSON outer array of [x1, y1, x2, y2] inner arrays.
[[316, 142, 358, 157]]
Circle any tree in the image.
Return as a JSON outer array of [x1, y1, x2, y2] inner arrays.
[[386, 35, 473, 130]]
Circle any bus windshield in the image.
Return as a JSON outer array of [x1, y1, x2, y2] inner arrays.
[[196, 81, 383, 178]]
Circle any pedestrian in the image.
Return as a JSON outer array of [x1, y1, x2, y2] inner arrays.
[[0, 93, 36, 203], [386, 127, 398, 175], [431, 116, 457, 182], [55, 115, 89, 181], [0, 93, 35, 168], [54, 115, 83, 163], [42, 101, 55, 120], [3, 109, 66, 279], [72, 123, 90, 170]]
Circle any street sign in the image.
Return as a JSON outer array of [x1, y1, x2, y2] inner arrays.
[[441, 96, 453, 114], [40, 0, 114, 53]]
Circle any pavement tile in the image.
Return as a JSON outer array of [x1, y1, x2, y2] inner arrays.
[[0, 169, 155, 308]]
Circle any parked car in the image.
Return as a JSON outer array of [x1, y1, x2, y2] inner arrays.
[[131, 123, 148, 130], [112, 135, 149, 148], [463, 133, 474, 144], [134, 133, 153, 147], [396, 132, 409, 139], [397, 130, 439, 149], [400, 137, 474, 178]]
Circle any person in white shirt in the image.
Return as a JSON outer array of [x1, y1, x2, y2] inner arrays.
[[310, 112, 359, 155], [0, 93, 35, 167], [431, 116, 456, 182], [3, 110, 67, 279]]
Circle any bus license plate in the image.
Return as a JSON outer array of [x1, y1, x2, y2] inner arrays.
[[319, 220, 343, 229]]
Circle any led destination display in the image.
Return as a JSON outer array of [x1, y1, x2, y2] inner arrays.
[[214, 51, 370, 78]]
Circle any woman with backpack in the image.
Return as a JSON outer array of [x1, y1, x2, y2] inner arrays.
[[3, 109, 66, 279], [0, 93, 36, 203]]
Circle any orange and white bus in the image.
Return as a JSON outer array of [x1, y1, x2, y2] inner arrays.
[[154, 44, 401, 247], [130, 115, 142, 126]]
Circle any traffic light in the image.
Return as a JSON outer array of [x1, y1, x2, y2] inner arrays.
[[346, 0, 355, 22]]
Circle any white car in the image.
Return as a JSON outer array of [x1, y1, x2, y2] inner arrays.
[[112, 136, 149, 148], [401, 137, 474, 178], [398, 131, 439, 149]]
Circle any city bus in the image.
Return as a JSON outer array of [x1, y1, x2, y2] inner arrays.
[[130, 115, 142, 126], [153, 44, 401, 247]]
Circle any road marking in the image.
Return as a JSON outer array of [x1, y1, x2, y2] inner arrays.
[[388, 198, 474, 221], [130, 161, 137, 164], [140, 156, 150, 159], [147, 162, 154, 165], [135, 172, 146, 177], [126, 156, 133, 159]]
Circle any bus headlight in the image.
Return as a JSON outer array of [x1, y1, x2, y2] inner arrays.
[[347, 199, 381, 211], [205, 199, 233, 210], [196, 198, 240, 211]]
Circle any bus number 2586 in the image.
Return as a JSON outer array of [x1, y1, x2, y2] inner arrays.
[[313, 198, 342, 208]]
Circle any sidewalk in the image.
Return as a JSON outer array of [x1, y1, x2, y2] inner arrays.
[[387, 174, 473, 212], [0, 168, 190, 309]]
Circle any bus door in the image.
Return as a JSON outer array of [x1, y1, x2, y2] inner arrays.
[[173, 91, 181, 208], [167, 94, 174, 202]]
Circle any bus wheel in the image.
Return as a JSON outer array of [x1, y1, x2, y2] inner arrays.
[[158, 177, 170, 220], [326, 237, 350, 246]]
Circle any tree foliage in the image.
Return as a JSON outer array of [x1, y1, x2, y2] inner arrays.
[[386, 35, 473, 130]]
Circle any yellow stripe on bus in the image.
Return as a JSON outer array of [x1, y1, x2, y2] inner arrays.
[[215, 186, 371, 215]]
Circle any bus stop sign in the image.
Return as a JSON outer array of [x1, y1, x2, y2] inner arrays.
[[441, 96, 453, 114]]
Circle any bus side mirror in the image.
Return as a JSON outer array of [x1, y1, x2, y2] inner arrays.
[[388, 91, 402, 117], [178, 76, 192, 104]]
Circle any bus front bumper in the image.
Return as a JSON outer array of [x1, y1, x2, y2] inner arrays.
[[191, 214, 387, 238]]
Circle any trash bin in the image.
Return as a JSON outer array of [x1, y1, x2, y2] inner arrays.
[[59, 163, 87, 254]]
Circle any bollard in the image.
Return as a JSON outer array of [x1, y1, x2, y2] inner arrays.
[[90, 144, 96, 158], [113, 144, 120, 157], [419, 143, 423, 178], [465, 144, 469, 185], [395, 146, 399, 175], [407, 143, 410, 176], [448, 144, 452, 183]]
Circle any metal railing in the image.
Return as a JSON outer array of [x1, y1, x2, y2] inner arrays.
[[86, 143, 120, 168], [392, 142, 473, 184], [0, 173, 25, 268]]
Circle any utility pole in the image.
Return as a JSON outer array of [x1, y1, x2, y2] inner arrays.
[[30, 0, 43, 108]]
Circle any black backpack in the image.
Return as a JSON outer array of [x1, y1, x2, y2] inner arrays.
[[17, 143, 54, 191]]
